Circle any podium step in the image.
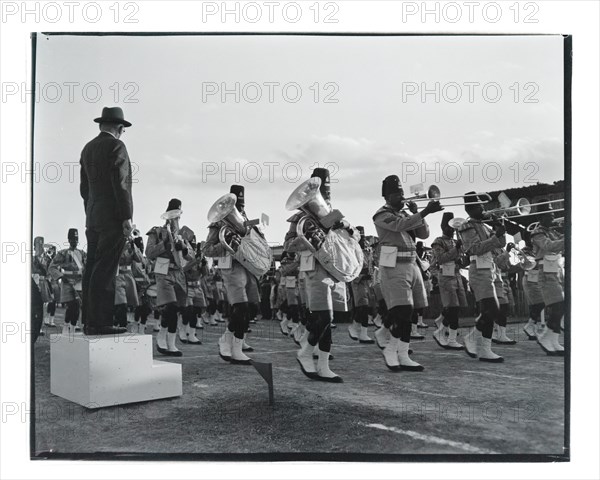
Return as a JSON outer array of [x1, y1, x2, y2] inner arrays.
[[50, 333, 182, 408]]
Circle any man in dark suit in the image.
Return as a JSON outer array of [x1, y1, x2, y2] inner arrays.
[[80, 106, 134, 335]]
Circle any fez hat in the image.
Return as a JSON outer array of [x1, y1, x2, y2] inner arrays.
[[356, 226, 365, 236], [382, 175, 403, 197], [311, 168, 331, 200], [441, 212, 454, 229], [68, 228, 78, 240], [166, 198, 182, 212], [94, 106, 132, 127], [230, 185, 245, 207]]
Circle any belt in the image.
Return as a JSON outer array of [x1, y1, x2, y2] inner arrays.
[[397, 252, 417, 263], [187, 281, 200, 287], [119, 265, 132, 272]]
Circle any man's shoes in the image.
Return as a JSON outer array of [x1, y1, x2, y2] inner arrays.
[[84, 325, 128, 336]]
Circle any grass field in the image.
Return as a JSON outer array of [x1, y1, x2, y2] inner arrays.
[[32, 308, 567, 459]]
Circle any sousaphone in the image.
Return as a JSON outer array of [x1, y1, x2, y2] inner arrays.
[[207, 193, 272, 278], [285, 177, 363, 283]]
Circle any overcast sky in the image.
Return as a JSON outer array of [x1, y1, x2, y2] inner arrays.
[[33, 34, 564, 249]]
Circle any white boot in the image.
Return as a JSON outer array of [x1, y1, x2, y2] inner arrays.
[[48, 314, 56, 327], [477, 335, 504, 363], [433, 314, 444, 330], [373, 314, 383, 328], [416, 315, 428, 328], [368, 314, 375, 326], [279, 315, 290, 335], [137, 322, 146, 335], [374, 326, 391, 349], [178, 321, 188, 342], [186, 324, 201, 345], [433, 325, 449, 348], [208, 313, 218, 326], [296, 334, 317, 378], [493, 325, 516, 345], [219, 330, 234, 361], [242, 334, 253, 352], [156, 327, 168, 353], [289, 322, 299, 339], [62, 323, 69, 335], [165, 332, 182, 356], [523, 319, 537, 340], [202, 312, 211, 324], [153, 319, 160, 332], [551, 331, 564, 353], [463, 327, 479, 358], [293, 324, 305, 344], [231, 336, 252, 364], [537, 329, 563, 356], [347, 321, 360, 341], [446, 328, 463, 350], [410, 323, 425, 340], [382, 336, 400, 370], [127, 310, 135, 324], [316, 348, 342, 382], [398, 340, 424, 371], [358, 326, 374, 344], [216, 311, 225, 323], [312, 344, 333, 360]]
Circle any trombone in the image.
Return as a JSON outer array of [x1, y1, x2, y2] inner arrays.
[[526, 217, 565, 232], [404, 185, 491, 207]]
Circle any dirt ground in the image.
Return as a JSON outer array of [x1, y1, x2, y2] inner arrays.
[[32, 308, 567, 460]]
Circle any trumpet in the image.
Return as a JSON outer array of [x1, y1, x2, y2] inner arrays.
[[160, 210, 184, 268], [484, 197, 531, 217], [404, 185, 491, 207], [207, 193, 249, 255]]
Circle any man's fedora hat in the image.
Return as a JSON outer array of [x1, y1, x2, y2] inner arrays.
[[94, 107, 132, 127]]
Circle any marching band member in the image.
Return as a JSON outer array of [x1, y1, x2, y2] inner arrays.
[[113, 234, 142, 328], [132, 235, 153, 334], [521, 243, 546, 339], [431, 212, 466, 350], [280, 251, 302, 340], [530, 201, 565, 355], [49, 229, 86, 335], [456, 192, 507, 363], [33, 237, 55, 328], [146, 199, 188, 357], [373, 175, 441, 371], [286, 168, 360, 383], [204, 185, 265, 365], [178, 226, 206, 345], [413, 241, 430, 332], [348, 226, 375, 344], [491, 244, 517, 345]]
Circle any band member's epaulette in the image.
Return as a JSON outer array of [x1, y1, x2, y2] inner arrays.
[[146, 226, 160, 236], [287, 211, 304, 223], [372, 205, 395, 222], [207, 222, 221, 229]]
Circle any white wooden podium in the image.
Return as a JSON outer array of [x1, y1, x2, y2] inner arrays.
[[50, 333, 182, 408]]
